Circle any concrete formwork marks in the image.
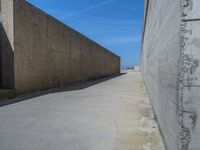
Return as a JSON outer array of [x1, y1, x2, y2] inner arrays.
[[141, 0, 200, 149], [178, 0, 200, 149], [0, 0, 120, 94]]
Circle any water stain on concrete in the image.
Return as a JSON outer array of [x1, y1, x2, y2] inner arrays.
[[113, 70, 165, 150]]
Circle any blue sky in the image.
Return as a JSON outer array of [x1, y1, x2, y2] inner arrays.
[[27, 0, 144, 68]]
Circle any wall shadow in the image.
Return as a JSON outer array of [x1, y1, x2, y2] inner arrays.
[[0, 73, 126, 107], [0, 23, 2, 85], [0, 23, 14, 89]]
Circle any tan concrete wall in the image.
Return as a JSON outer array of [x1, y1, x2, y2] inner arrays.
[[1, 0, 120, 94]]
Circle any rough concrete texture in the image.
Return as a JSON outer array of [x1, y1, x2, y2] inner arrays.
[[0, 71, 164, 150], [141, 0, 200, 149], [0, 0, 120, 94]]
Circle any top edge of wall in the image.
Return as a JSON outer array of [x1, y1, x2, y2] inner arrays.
[[20, 0, 120, 59]]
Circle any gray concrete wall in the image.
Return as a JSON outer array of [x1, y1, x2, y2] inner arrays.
[[179, 0, 200, 149], [1, 0, 120, 94], [141, 0, 200, 149]]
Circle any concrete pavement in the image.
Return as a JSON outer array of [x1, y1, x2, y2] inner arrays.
[[0, 70, 164, 150]]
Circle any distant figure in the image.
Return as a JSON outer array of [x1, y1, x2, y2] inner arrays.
[[0, 13, 2, 22], [126, 66, 135, 70]]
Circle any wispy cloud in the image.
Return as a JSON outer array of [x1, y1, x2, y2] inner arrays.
[[30, 0, 53, 8], [100, 36, 141, 45], [74, 14, 142, 25], [113, 36, 141, 43], [59, 0, 115, 19]]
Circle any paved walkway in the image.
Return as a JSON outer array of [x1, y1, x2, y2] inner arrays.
[[0, 70, 164, 150]]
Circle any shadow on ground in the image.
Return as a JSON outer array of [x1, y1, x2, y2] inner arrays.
[[0, 73, 126, 107]]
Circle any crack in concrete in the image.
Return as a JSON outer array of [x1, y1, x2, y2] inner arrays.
[[182, 18, 200, 22]]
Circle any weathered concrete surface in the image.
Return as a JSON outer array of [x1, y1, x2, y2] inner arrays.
[[0, 89, 15, 99], [141, 0, 200, 149], [0, 0, 120, 94], [0, 71, 164, 150]]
